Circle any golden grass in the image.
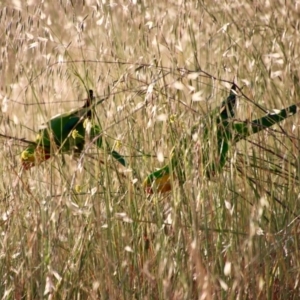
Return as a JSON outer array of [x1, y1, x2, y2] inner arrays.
[[1, 0, 300, 298]]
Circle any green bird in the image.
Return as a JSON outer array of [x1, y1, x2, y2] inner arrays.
[[144, 85, 298, 193], [21, 90, 126, 169]]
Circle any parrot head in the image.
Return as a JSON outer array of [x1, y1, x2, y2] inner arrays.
[[21, 146, 51, 170]]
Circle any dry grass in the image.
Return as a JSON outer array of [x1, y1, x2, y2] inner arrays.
[[1, 0, 300, 299]]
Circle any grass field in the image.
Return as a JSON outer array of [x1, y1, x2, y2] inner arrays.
[[1, 0, 300, 299]]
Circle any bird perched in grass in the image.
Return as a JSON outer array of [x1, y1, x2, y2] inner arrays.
[[143, 85, 299, 193], [21, 90, 126, 169]]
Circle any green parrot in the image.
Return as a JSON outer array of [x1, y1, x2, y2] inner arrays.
[[143, 85, 298, 193], [21, 90, 126, 169]]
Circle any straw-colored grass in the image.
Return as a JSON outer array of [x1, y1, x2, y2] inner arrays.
[[1, 0, 300, 299]]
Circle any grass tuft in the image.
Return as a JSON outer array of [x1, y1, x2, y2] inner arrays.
[[0, 0, 300, 298]]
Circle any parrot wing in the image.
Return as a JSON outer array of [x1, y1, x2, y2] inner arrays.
[[144, 85, 237, 193], [143, 89, 299, 194], [21, 91, 108, 168]]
